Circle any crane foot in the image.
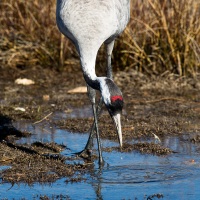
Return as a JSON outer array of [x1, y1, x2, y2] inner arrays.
[[75, 149, 92, 161]]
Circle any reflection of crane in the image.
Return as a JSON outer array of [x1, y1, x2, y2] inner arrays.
[[56, 0, 130, 165]]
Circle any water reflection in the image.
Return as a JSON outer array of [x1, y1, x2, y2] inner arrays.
[[1, 121, 200, 199], [53, 105, 93, 119]]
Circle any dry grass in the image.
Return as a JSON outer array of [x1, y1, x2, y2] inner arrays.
[[0, 0, 77, 70], [120, 0, 200, 76], [0, 0, 199, 75]]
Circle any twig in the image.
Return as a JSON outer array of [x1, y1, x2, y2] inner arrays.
[[144, 97, 185, 104], [151, 133, 161, 143], [33, 112, 53, 124], [130, 97, 185, 105]]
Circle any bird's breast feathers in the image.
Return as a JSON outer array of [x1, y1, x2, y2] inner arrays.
[[56, 0, 130, 43]]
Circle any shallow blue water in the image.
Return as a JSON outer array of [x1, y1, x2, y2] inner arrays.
[[0, 122, 200, 200]]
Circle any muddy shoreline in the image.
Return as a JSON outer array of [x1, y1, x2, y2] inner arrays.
[[1, 67, 200, 184]]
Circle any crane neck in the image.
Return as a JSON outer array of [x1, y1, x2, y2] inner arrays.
[[79, 48, 102, 91], [83, 73, 100, 91], [83, 73, 112, 107]]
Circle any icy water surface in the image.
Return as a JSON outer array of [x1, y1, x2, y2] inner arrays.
[[1, 121, 200, 200]]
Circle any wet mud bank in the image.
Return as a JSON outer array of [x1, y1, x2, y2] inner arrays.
[[1, 67, 200, 199]]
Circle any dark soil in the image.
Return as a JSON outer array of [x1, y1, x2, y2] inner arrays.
[[1, 66, 200, 184]]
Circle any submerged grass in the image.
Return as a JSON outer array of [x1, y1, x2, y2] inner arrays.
[[0, 0, 199, 75]]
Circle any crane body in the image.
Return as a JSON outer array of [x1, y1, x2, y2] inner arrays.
[[56, 0, 130, 165]]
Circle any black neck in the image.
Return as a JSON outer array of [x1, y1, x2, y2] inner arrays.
[[83, 73, 100, 91]]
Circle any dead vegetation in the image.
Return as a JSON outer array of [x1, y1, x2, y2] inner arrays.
[[120, 0, 200, 76], [0, 0, 200, 186], [0, 67, 200, 184], [0, 141, 89, 184], [103, 143, 172, 156], [0, 0, 199, 75]]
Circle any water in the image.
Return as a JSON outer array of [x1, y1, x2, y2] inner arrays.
[[1, 121, 200, 200]]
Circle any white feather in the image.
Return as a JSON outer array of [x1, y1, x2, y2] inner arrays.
[[98, 77, 111, 105], [56, 0, 130, 89]]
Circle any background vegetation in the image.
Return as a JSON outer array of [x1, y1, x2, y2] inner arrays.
[[0, 0, 199, 76]]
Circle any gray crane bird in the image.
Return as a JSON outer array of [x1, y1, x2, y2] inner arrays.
[[56, 0, 130, 165]]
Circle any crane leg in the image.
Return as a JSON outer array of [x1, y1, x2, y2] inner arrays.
[[92, 100, 103, 165], [76, 86, 104, 164], [82, 97, 103, 150], [76, 40, 115, 164], [106, 40, 115, 79]]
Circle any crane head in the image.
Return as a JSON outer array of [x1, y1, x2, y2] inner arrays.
[[107, 95, 123, 147], [100, 78, 123, 148]]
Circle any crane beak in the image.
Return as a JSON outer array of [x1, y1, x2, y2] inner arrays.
[[112, 113, 123, 148]]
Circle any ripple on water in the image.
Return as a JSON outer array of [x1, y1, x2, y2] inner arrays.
[[1, 121, 200, 199]]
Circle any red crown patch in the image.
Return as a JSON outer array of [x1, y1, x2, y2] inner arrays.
[[111, 95, 123, 103]]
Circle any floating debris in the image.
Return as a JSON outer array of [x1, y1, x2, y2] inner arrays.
[[190, 134, 200, 143], [14, 107, 26, 112], [15, 78, 35, 85], [67, 86, 87, 94], [43, 95, 50, 101]]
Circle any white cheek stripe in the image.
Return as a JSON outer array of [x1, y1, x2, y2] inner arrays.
[[98, 77, 111, 105]]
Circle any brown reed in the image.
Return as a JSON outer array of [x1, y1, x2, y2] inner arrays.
[[0, 0, 199, 76]]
